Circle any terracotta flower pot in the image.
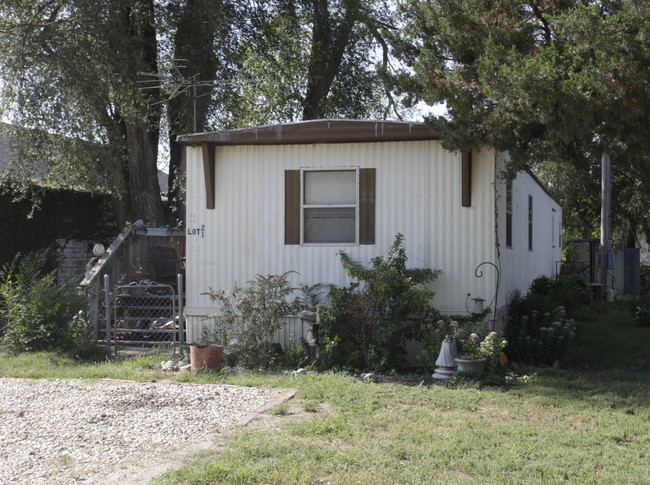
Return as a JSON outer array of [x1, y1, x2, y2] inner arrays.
[[189, 344, 223, 372], [454, 357, 486, 376]]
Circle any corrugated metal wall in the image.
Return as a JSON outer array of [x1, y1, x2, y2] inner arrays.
[[184, 140, 499, 348], [496, 152, 563, 314]]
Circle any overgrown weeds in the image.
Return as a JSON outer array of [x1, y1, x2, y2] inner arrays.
[[203, 272, 300, 368], [0, 251, 89, 353]]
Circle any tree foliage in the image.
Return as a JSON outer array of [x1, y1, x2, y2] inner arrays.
[[397, 0, 650, 244], [536, 158, 650, 247], [229, 0, 397, 124], [1, 0, 402, 226], [165, 0, 240, 222], [0, 0, 165, 224]]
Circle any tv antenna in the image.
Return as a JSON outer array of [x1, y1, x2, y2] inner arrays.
[[138, 59, 221, 132]]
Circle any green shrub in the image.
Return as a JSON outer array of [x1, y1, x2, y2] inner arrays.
[[206, 272, 300, 368], [282, 333, 311, 368], [319, 234, 442, 372], [317, 284, 367, 370], [296, 283, 330, 314], [505, 274, 586, 365], [507, 289, 553, 325], [551, 274, 592, 311], [0, 252, 86, 353], [640, 262, 650, 296], [529, 274, 555, 296], [509, 274, 591, 321], [505, 305, 576, 365]]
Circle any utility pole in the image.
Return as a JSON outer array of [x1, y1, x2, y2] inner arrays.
[[600, 149, 611, 292]]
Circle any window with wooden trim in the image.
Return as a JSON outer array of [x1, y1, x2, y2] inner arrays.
[[285, 168, 375, 245], [528, 195, 533, 251], [506, 179, 513, 248], [304, 169, 357, 243]]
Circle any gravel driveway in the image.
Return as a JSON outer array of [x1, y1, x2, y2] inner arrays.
[[0, 378, 291, 484]]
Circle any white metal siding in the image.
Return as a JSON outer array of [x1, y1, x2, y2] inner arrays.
[[496, 152, 563, 313], [184, 141, 497, 344]]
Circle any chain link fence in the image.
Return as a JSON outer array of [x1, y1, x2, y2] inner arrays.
[[101, 276, 184, 357]]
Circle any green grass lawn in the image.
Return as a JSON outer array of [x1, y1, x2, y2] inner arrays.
[[1, 299, 649, 484]]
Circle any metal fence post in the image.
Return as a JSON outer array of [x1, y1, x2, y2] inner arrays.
[[178, 273, 184, 356], [104, 274, 111, 353]]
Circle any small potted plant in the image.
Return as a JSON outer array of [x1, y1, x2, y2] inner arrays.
[[187, 324, 224, 372], [455, 332, 486, 375], [455, 330, 507, 376]]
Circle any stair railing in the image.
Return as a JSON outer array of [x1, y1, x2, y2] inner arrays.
[[79, 226, 133, 332]]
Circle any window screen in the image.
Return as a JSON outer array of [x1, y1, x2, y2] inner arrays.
[[303, 170, 357, 244]]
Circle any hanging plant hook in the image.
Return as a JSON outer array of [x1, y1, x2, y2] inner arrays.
[[474, 261, 501, 330]]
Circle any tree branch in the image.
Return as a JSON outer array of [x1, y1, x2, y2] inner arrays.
[[530, 1, 552, 43]]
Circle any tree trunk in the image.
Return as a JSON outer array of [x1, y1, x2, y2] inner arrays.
[[303, 0, 360, 120], [126, 123, 165, 225], [108, 0, 165, 226], [167, 0, 225, 224]]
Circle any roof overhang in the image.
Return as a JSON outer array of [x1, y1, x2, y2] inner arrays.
[[176, 119, 438, 146]]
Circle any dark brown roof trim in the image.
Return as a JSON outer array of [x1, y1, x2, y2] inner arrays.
[[176, 119, 438, 146]]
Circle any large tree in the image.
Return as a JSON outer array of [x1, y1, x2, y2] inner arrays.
[[397, 0, 650, 251], [228, 0, 398, 125], [0, 0, 166, 225], [537, 157, 650, 248], [165, 0, 239, 223], [1, 0, 399, 226]]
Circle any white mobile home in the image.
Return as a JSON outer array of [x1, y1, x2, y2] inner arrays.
[[177, 120, 562, 347]]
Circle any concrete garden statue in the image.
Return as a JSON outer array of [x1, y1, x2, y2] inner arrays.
[[432, 335, 458, 380]]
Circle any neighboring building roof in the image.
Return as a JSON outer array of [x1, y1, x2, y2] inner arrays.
[[0, 123, 63, 182], [177, 119, 439, 146]]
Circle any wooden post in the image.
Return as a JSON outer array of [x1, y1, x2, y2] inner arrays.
[[600, 150, 611, 289], [202, 143, 216, 210], [104, 274, 111, 353]]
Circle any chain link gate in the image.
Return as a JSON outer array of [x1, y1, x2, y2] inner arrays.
[[103, 275, 185, 356]]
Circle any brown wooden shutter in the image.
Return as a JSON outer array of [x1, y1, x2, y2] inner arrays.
[[359, 168, 376, 245], [202, 143, 215, 210], [285, 170, 300, 245], [461, 151, 472, 207]]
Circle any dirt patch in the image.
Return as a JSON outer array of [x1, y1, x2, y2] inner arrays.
[[104, 391, 317, 484]]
